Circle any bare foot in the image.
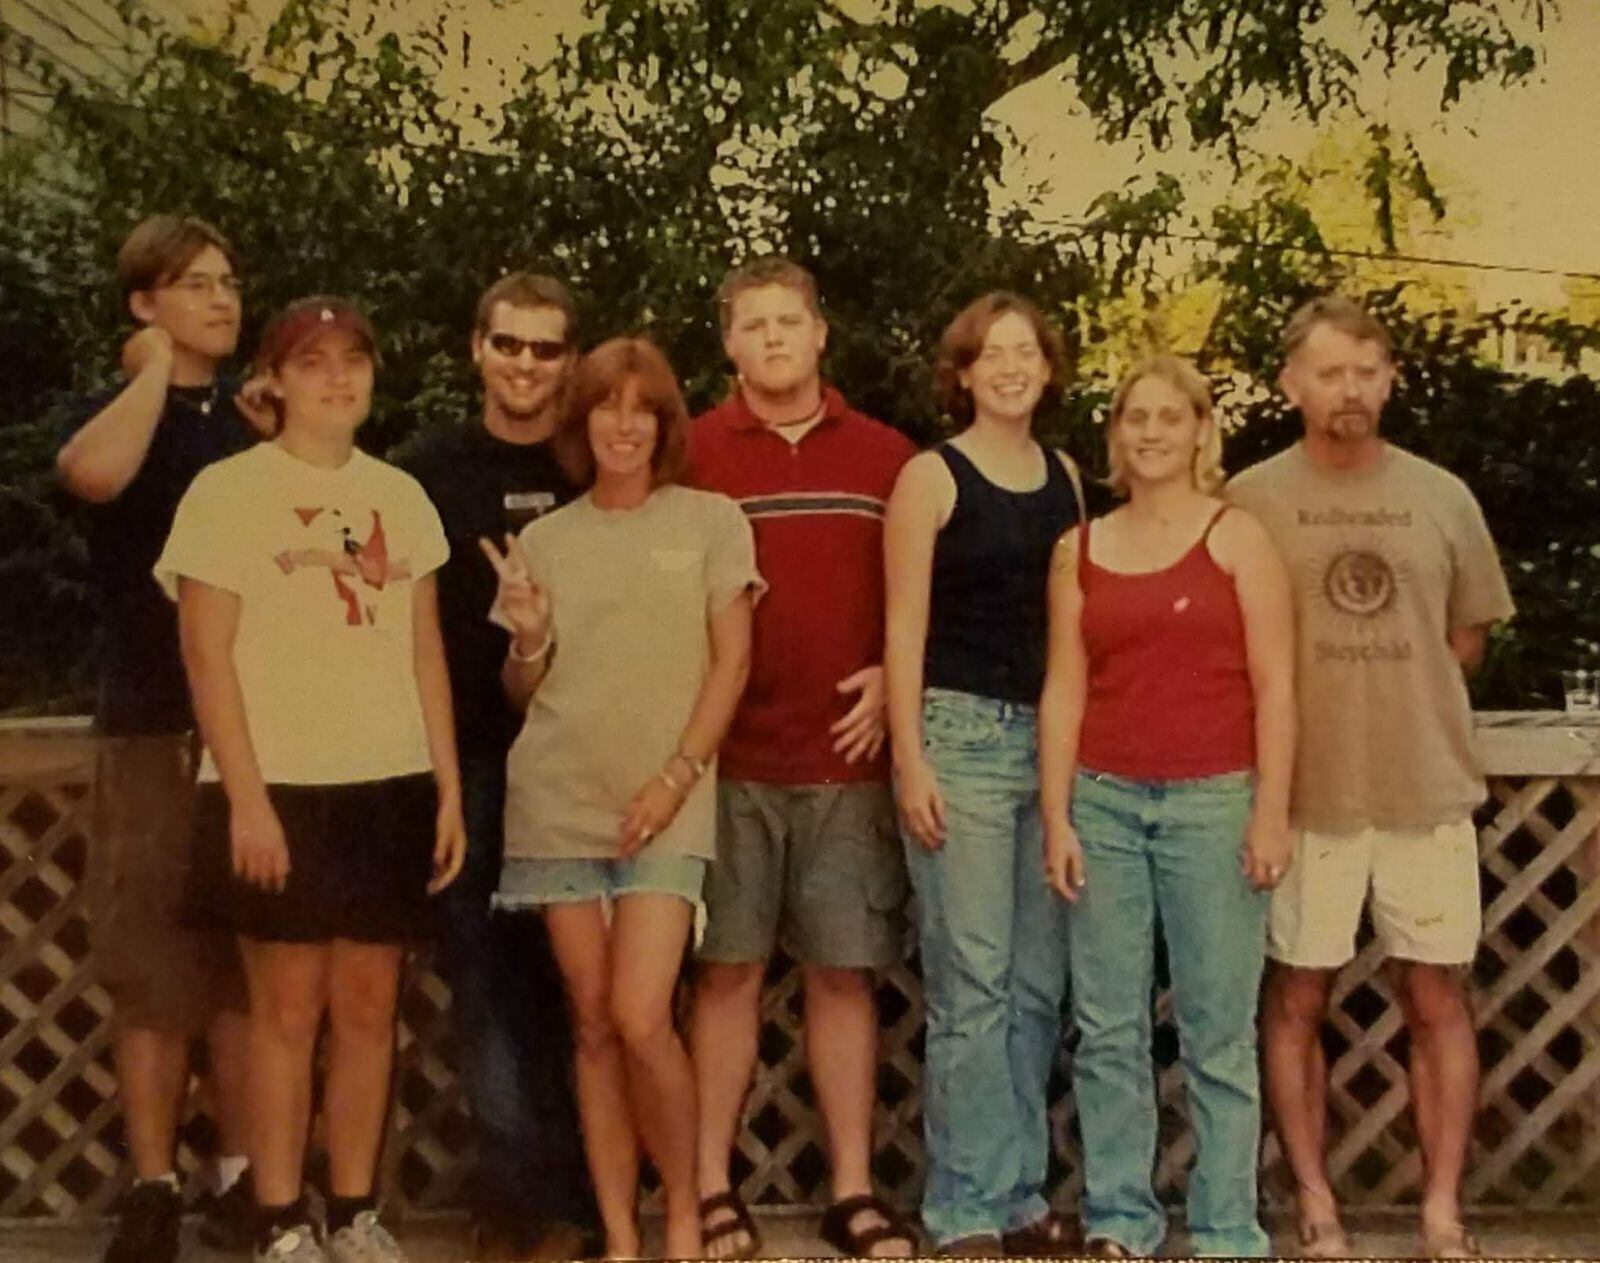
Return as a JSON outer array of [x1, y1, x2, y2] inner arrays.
[[663, 1204, 703, 1259], [1295, 1185, 1350, 1258], [1420, 1198, 1479, 1259]]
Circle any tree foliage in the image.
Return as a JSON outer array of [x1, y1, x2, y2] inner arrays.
[[0, 0, 1587, 713]]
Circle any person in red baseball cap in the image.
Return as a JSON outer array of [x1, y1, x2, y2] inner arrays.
[[156, 295, 466, 1262], [243, 297, 381, 433]]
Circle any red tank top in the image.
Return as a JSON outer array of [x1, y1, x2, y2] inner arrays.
[[1077, 506, 1256, 779]]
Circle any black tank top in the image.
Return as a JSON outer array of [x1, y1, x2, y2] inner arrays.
[[925, 442, 1082, 705]]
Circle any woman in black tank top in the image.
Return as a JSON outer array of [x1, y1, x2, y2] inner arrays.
[[884, 293, 1085, 1253]]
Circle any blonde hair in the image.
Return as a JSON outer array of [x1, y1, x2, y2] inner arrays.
[[1105, 354, 1223, 496], [716, 256, 821, 333]]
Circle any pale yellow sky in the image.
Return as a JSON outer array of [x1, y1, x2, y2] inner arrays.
[[177, 0, 1600, 308]]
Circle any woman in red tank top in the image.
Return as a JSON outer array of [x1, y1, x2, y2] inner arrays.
[[1037, 355, 1295, 1257]]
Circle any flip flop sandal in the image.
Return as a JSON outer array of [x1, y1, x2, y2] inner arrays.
[[1001, 1209, 1079, 1256], [1297, 1219, 1354, 1259], [699, 1189, 762, 1259], [1421, 1222, 1481, 1259], [934, 1233, 1003, 1257], [819, 1194, 921, 1257]]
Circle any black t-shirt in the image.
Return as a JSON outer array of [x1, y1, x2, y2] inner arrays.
[[398, 421, 576, 759], [65, 381, 256, 735]]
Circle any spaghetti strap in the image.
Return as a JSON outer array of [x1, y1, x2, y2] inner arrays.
[[1199, 503, 1230, 544], [1077, 518, 1092, 585]]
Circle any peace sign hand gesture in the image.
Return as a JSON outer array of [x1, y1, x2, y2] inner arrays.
[[479, 532, 552, 653]]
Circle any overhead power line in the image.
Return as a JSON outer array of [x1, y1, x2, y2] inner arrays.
[[5, 80, 1599, 285], [1037, 217, 1600, 283]]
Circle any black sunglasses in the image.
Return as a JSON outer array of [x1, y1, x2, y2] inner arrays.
[[486, 332, 569, 361]]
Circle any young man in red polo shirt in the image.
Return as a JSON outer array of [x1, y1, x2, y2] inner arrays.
[[686, 257, 918, 1258]]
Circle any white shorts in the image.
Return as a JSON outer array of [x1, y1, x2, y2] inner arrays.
[[1267, 818, 1481, 968]]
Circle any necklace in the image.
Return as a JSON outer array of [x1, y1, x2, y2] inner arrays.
[[770, 399, 827, 429], [173, 383, 220, 416]]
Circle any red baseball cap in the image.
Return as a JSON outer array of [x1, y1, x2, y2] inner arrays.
[[255, 296, 379, 372]]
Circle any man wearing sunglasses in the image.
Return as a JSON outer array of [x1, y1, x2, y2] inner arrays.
[[399, 273, 598, 1260]]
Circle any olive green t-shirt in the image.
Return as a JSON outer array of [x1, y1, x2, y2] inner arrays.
[[1227, 442, 1514, 833], [502, 484, 763, 862]]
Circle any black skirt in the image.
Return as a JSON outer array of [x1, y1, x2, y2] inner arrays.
[[188, 774, 439, 944]]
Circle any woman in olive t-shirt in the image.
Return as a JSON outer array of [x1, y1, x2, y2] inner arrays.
[[482, 338, 761, 1261]]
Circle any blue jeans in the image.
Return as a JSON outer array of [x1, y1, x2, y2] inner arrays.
[[1068, 769, 1268, 1257], [435, 757, 597, 1238], [904, 688, 1071, 1245]]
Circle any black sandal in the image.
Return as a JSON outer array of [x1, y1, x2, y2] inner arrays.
[[819, 1193, 920, 1257], [699, 1189, 762, 1258], [1001, 1209, 1079, 1256]]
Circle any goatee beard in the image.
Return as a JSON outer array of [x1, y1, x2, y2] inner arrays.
[[1328, 412, 1375, 439]]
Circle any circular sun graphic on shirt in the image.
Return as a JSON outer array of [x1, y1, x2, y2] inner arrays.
[[1301, 536, 1413, 637], [1323, 548, 1396, 618]]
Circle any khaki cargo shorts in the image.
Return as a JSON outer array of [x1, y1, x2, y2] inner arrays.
[[699, 780, 908, 969], [86, 734, 247, 1033]]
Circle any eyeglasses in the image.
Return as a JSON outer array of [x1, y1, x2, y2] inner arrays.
[[166, 273, 244, 298], [485, 332, 569, 361]]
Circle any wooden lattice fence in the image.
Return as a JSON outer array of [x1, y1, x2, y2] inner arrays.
[[2, 714, 1598, 1219]]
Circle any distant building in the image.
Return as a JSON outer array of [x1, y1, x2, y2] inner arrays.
[[1, 0, 138, 150], [1484, 325, 1600, 382]]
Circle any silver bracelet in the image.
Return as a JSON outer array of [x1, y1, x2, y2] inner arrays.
[[508, 631, 553, 664], [671, 749, 708, 781]]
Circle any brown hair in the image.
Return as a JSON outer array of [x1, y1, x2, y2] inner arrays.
[[1280, 295, 1393, 361], [474, 272, 577, 339], [555, 338, 689, 488], [716, 256, 822, 333], [1105, 354, 1224, 496], [115, 215, 238, 299], [935, 291, 1067, 423]]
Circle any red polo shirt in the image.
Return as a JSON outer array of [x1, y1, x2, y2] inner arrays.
[[686, 387, 915, 784]]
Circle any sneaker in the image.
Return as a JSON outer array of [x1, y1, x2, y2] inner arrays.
[[326, 1209, 407, 1262], [256, 1222, 330, 1262], [196, 1171, 255, 1251], [104, 1179, 182, 1263]]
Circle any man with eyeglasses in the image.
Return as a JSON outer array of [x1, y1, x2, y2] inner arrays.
[[398, 272, 598, 1261], [55, 215, 262, 1263]]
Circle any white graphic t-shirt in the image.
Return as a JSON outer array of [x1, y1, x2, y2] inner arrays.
[[1227, 441, 1514, 833], [156, 441, 449, 785]]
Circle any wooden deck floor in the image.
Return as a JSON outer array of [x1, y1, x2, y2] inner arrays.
[[1, 1207, 1596, 1260]]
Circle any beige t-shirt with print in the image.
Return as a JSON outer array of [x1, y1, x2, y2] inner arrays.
[[1227, 441, 1514, 833], [502, 484, 764, 862], [155, 442, 449, 785]]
